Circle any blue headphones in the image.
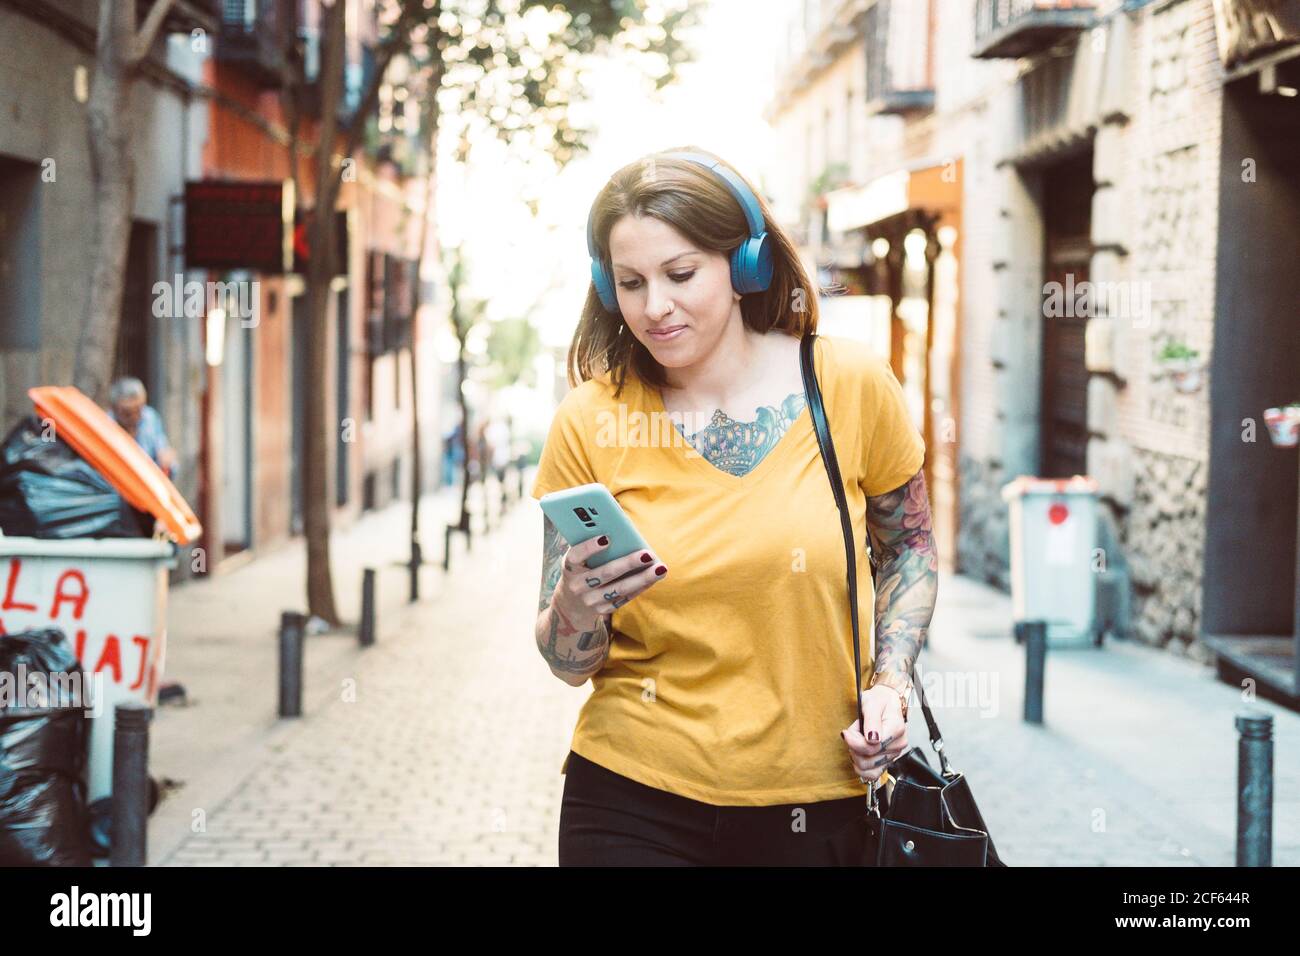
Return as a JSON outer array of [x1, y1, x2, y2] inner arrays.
[[586, 150, 774, 315]]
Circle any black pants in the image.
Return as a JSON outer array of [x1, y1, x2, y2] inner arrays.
[[558, 751, 870, 866]]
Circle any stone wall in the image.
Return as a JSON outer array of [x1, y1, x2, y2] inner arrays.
[[1124, 447, 1211, 661], [957, 453, 1011, 591]]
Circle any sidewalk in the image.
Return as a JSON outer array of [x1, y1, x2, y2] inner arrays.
[[145, 482, 1299, 865], [920, 577, 1300, 866], [147, 476, 572, 865]]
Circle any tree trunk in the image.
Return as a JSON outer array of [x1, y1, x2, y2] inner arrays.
[[77, 1, 139, 405], [409, 51, 445, 584], [303, 230, 338, 623], [301, 0, 347, 625]]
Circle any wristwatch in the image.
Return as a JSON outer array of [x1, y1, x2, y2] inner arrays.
[[868, 669, 913, 722]]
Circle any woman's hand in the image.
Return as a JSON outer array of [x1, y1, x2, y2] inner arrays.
[[840, 685, 908, 784], [549, 532, 669, 632]]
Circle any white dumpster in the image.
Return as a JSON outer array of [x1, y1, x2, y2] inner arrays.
[[0, 535, 176, 804], [999, 475, 1101, 648]]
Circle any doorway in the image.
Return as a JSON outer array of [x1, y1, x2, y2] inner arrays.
[[1039, 150, 1093, 478], [0, 155, 42, 352], [336, 287, 351, 507], [291, 293, 309, 535], [114, 221, 158, 392], [1203, 58, 1300, 696], [220, 305, 253, 555]]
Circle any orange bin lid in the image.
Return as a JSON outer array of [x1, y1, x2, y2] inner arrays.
[[28, 386, 203, 545]]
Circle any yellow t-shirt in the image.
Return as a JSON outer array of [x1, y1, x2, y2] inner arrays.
[[530, 333, 926, 805]]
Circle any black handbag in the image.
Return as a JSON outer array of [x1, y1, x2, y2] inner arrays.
[[799, 331, 1006, 867]]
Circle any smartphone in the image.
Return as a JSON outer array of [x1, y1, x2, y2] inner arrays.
[[539, 482, 652, 575]]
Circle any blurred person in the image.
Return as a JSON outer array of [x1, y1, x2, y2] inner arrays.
[[442, 419, 465, 487], [486, 417, 512, 484], [531, 148, 936, 866], [109, 377, 177, 480], [473, 420, 490, 483]]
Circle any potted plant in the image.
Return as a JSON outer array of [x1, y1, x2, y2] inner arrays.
[[1264, 402, 1300, 447], [1156, 341, 1204, 393]]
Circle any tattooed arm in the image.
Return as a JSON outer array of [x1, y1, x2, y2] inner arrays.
[[536, 514, 612, 686], [864, 469, 939, 687]]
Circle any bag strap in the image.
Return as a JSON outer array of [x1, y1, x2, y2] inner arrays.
[[798, 332, 946, 756]]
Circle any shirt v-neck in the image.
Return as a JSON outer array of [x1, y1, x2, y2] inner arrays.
[[634, 334, 822, 491]]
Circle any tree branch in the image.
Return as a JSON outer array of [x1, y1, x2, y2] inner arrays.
[[130, 0, 179, 66], [339, 0, 425, 160]]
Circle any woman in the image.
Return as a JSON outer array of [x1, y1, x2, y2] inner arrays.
[[530, 147, 938, 866]]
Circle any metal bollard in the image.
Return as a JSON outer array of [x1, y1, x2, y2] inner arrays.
[[408, 539, 422, 603], [360, 567, 376, 647], [279, 611, 306, 718], [1235, 711, 1273, 867], [1019, 620, 1046, 725], [109, 702, 152, 867]]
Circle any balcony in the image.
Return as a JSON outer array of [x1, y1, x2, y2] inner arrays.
[[772, 0, 873, 109], [864, 0, 935, 114], [973, 0, 1096, 60], [216, 0, 291, 87]]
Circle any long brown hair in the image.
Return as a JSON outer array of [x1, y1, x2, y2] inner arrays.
[[566, 146, 821, 396]]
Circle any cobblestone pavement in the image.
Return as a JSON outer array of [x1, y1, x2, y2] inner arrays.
[[150, 480, 1300, 866], [922, 577, 1300, 867], [153, 479, 580, 865]]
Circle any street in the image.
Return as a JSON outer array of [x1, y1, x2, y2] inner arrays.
[[146, 476, 1300, 866]]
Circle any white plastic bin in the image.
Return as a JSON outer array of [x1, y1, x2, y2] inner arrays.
[[0, 535, 176, 803], [999, 475, 1101, 647]]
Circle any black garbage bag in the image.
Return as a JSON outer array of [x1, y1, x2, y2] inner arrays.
[[0, 627, 92, 866], [0, 415, 152, 539]]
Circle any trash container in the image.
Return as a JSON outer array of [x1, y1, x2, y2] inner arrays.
[[1, 385, 201, 856], [1000, 475, 1101, 647], [0, 536, 176, 806]]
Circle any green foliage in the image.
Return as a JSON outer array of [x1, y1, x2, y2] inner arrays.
[[1156, 341, 1199, 361], [394, 0, 705, 168], [485, 317, 542, 389], [809, 162, 852, 200]]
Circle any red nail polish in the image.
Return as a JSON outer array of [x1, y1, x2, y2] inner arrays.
[[867, 730, 879, 742], [654, 565, 667, 576], [597, 535, 609, 546], [640, 553, 652, 563]]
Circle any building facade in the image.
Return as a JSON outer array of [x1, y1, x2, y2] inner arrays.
[[0, 0, 443, 576], [0, 0, 210, 512], [768, 0, 1300, 672]]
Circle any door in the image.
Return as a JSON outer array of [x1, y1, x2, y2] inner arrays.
[[336, 287, 351, 507], [114, 221, 158, 390], [1040, 152, 1093, 478], [291, 293, 309, 534], [220, 307, 253, 554]]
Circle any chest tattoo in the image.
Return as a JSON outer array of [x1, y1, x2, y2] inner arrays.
[[671, 391, 807, 476]]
